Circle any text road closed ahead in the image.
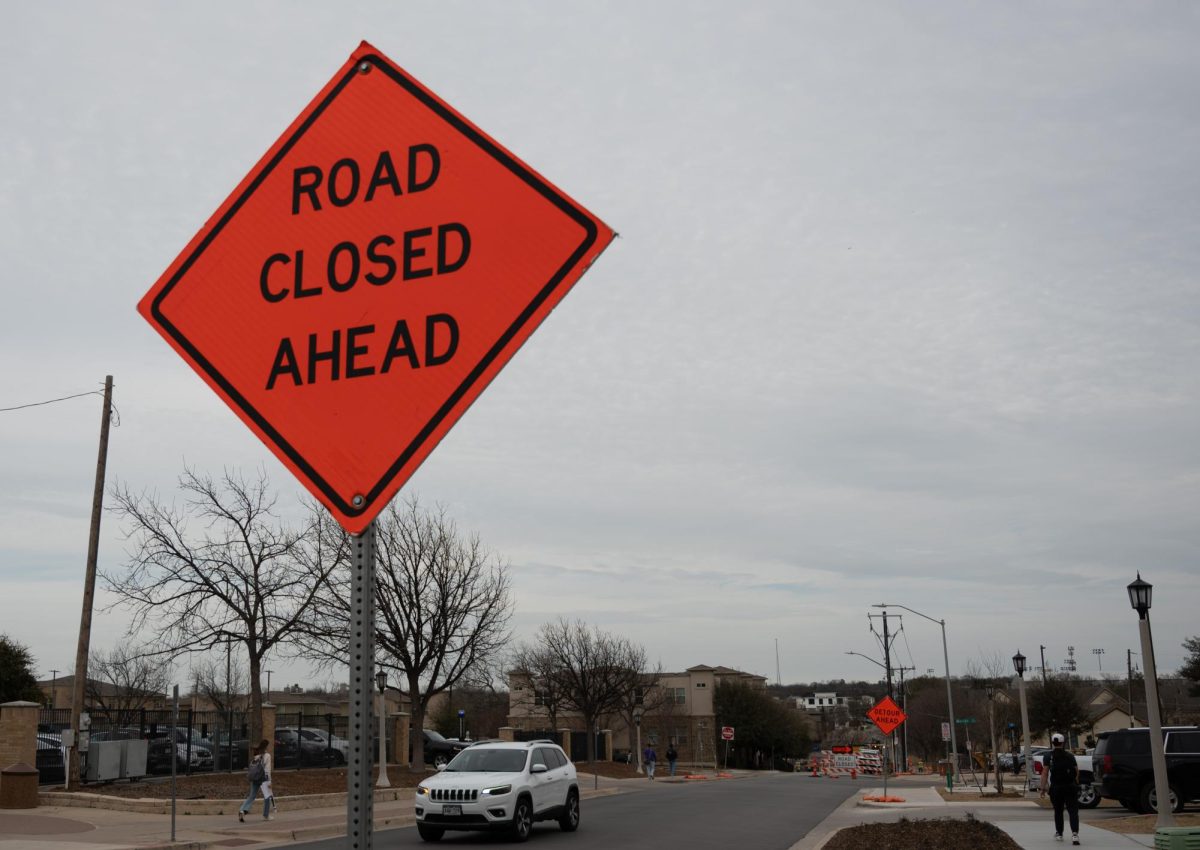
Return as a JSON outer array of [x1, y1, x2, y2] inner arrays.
[[138, 41, 614, 532]]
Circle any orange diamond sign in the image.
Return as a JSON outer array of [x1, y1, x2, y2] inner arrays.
[[138, 42, 614, 533], [866, 696, 907, 735]]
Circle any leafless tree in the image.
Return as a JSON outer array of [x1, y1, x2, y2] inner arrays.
[[508, 643, 572, 733], [85, 644, 171, 723], [298, 497, 513, 770], [531, 619, 649, 762], [103, 468, 338, 746], [190, 654, 248, 714]]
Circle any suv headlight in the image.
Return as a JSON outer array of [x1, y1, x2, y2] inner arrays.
[[416, 784, 430, 796], [481, 784, 512, 796]]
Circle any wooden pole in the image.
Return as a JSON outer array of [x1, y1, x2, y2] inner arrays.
[[68, 375, 113, 790]]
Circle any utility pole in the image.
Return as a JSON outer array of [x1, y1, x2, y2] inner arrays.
[[1039, 645, 1048, 686], [68, 375, 114, 790], [50, 669, 60, 709], [1127, 650, 1137, 728]]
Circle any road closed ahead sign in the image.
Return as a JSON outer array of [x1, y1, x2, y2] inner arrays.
[[867, 696, 907, 736], [138, 41, 614, 532]]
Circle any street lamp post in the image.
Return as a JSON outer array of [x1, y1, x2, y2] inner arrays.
[[1013, 651, 1034, 793], [633, 706, 644, 774], [873, 604, 958, 785], [1128, 573, 1174, 827], [375, 671, 389, 788]]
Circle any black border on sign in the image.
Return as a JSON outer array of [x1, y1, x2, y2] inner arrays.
[[149, 54, 599, 520]]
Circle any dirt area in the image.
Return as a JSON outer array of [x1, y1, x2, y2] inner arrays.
[[824, 816, 1021, 850], [78, 760, 640, 800], [1092, 813, 1200, 835]]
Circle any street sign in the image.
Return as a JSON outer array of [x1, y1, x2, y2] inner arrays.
[[721, 726, 735, 741], [138, 41, 614, 533], [866, 696, 907, 736], [955, 718, 977, 724], [941, 722, 951, 742]]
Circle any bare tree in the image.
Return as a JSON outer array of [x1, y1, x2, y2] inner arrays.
[[532, 619, 649, 762], [190, 654, 248, 714], [85, 645, 171, 723], [103, 468, 338, 746], [508, 643, 572, 733], [298, 497, 513, 770]]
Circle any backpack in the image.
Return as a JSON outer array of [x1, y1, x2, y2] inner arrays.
[[1048, 748, 1077, 784], [248, 756, 267, 783]]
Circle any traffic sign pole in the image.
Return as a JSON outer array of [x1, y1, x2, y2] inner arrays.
[[346, 523, 377, 849]]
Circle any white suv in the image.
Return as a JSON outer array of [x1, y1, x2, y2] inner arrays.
[[414, 740, 580, 842]]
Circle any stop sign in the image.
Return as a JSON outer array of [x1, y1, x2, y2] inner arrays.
[[721, 726, 735, 741]]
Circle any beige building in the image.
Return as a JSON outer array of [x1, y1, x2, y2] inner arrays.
[[508, 664, 768, 764]]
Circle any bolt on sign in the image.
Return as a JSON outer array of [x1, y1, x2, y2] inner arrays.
[[866, 696, 907, 736], [138, 41, 614, 532]]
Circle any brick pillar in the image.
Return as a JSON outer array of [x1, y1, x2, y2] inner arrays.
[[498, 726, 516, 742], [602, 729, 612, 761], [0, 702, 39, 770], [558, 728, 571, 759], [391, 713, 410, 766], [260, 704, 277, 760]]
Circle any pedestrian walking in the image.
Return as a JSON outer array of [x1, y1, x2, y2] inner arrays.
[[238, 739, 275, 822], [666, 743, 678, 777], [643, 744, 657, 780], [1039, 733, 1079, 845]]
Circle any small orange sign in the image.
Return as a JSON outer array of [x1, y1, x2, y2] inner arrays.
[[138, 42, 614, 532], [866, 696, 907, 735]]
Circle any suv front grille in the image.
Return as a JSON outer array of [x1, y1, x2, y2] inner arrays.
[[431, 787, 480, 802]]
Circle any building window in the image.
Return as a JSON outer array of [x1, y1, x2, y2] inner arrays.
[[534, 689, 549, 706], [671, 727, 688, 745], [669, 687, 686, 704], [695, 682, 707, 689]]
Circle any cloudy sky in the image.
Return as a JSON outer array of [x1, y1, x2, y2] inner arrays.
[[3, 2, 1198, 694]]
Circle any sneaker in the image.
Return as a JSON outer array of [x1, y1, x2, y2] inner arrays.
[[1072, 836, 1080, 846], [1055, 834, 1062, 842], [238, 811, 244, 823]]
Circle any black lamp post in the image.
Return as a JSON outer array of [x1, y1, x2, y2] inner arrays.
[[1128, 573, 1173, 826], [375, 671, 389, 788], [1013, 650, 1033, 792], [633, 706, 644, 775]]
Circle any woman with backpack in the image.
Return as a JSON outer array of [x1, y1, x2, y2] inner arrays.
[[238, 739, 275, 822]]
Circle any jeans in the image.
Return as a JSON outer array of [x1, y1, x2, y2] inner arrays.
[[1049, 784, 1079, 835], [669, 760, 676, 777], [240, 781, 273, 817], [646, 760, 655, 778]]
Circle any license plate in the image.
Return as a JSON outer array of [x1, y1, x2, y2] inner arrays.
[[442, 804, 462, 816]]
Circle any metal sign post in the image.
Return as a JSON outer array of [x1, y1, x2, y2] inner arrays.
[[346, 524, 377, 849], [171, 684, 178, 842]]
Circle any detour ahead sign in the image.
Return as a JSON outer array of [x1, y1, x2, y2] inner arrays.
[[866, 695, 907, 736], [138, 42, 614, 532]]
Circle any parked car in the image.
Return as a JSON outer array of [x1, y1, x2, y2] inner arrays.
[[419, 729, 471, 768], [1094, 726, 1200, 814], [414, 740, 579, 842], [277, 726, 349, 762], [144, 735, 215, 774], [273, 729, 344, 767]]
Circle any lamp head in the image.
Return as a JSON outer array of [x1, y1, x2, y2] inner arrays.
[[1012, 650, 1027, 677], [375, 670, 387, 692], [1127, 573, 1152, 619]]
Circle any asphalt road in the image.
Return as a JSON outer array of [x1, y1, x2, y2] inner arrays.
[[286, 773, 867, 850]]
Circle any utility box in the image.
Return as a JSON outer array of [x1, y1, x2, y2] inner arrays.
[[122, 740, 148, 779], [1155, 827, 1200, 850], [84, 740, 122, 782]]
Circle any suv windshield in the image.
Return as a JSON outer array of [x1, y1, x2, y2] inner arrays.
[[445, 748, 528, 773]]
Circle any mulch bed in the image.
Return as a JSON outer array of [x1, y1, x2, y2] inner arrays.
[[1093, 813, 1200, 835], [824, 816, 1021, 850], [78, 760, 641, 800]]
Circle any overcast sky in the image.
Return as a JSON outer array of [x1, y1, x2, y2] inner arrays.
[[3, 2, 1199, 695]]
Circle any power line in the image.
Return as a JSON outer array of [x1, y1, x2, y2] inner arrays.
[[0, 389, 105, 413]]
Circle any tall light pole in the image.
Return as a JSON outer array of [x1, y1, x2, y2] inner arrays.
[[1128, 574, 1173, 827], [1013, 651, 1034, 793], [375, 671, 389, 788], [633, 706, 644, 774], [873, 604, 957, 785]]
